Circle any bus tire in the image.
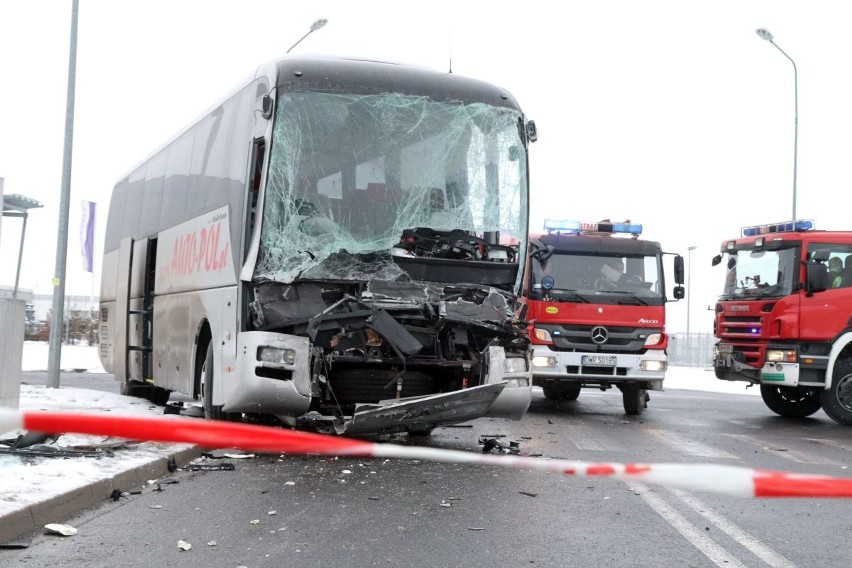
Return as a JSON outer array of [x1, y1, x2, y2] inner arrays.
[[120, 380, 148, 398], [821, 358, 852, 425], [145, 386, 171, 406], [760, 384, 822, 418], [202, 342, 240, 422]]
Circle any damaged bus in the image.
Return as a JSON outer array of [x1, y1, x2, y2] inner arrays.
[[99, 55, 537, 435]]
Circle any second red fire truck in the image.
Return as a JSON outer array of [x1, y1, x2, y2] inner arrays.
[[713, 219, 852, 425], [524, 220, 684, 415]]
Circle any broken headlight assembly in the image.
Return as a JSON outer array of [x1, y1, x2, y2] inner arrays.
[[257, 347, 296, 366]]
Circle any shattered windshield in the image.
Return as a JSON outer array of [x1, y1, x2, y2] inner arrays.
[[720, 247, 797, 299], [531, 252, 664, 305], [254, 91, 527, 286]]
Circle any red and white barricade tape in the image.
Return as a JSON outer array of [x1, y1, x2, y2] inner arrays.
[[2, 408, 851, 498]]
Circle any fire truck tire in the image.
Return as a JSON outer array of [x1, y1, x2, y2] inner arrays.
[[563, 385, 581, 401], [541, 384, 581, 401], [622, 385, 647, 415], [760, 384, 822, 418], [202, 342, 241, 422], [820, 358, 852, 425]]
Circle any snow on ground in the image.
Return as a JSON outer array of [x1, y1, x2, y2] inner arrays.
[[0, 341, 756, 520]]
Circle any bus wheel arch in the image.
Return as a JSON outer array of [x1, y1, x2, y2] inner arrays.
[[821, 356, 852, 425]]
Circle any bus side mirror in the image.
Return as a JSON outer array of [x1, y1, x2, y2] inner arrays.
[[526, 120, 538, 143], [673, 255, 685, 285]]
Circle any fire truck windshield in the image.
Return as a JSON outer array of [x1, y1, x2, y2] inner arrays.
[[531, 252, 664, 305], [720, 247, 798, 299]]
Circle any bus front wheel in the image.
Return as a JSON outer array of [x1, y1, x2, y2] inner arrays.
[[201, 343, 240, 422]]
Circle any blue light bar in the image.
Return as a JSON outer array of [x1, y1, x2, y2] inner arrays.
[[544, 219, 643, 236], [543, 219, 581, 232], [741, 219, 815, 237]]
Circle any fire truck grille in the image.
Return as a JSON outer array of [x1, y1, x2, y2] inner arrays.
[[717, 315, 765, 366], [545, 324, 661, 354]]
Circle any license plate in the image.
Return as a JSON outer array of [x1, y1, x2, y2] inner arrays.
[[717, 343, 733, 353], [582, 355, 616, 366]]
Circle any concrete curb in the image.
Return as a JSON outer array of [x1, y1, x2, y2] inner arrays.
[[0, 445, 203, 545]]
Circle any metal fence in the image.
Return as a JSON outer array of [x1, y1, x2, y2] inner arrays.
[[667, 332, 717, 368]]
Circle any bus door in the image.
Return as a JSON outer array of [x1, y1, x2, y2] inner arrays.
[[115, 236, 155, 383]]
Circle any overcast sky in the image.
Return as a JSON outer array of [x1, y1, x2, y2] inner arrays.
[[1, 1, 850, 334]]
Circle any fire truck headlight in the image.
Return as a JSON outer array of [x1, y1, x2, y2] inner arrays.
[[643, 333, 663, 347], [503, 357, 529, 373], [533, 328, 553, 343], [766, 349, 797, 363], [531, 355, 556, 368], [641, 360, 666, 372], [258, 347, 296, 366]]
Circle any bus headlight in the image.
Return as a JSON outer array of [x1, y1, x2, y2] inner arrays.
[[504, 357, 529, 373], [766, 349, 797, 363], [258, 347, 296, 366], [531, 355, 556, 368]]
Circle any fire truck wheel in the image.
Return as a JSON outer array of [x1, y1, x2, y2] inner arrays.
[[202, 342, 241, 422], [541, 384, 580, 401], [622, 385, 646, 415], [760, 384, 822, 418], [120, 380, 148, 398], [821, 358, 852, 425]]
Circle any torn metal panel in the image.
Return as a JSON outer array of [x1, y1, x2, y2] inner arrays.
[[339, 383, 506, 435]]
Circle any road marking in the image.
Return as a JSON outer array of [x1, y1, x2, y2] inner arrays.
[[803, 438, 850, 452], [628, 482, 748, 568], [561, 425, 615, 451], [669, 488, 798, 568], [724, 434, 845, 465], [646, 429, 738, 459]]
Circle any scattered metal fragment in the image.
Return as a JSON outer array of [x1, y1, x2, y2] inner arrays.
[[44, 524, 77, 537], [207, 540, 217, 546], [519, 491, 538, 497], [186, 462, 236, 471], [467, 527, 485, 531], [0, 538, 32, 549], [480, 437, 520, 454], [177, 539, 192, 551]]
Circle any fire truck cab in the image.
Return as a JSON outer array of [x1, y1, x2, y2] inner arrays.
[[525, 220, 685, 415], [712, 219, 852, 425]]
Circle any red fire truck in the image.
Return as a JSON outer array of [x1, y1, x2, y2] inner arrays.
[[712, 220, 852, 425], [524, 220, 685, 415]]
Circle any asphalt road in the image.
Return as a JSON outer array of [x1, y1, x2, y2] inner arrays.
[[4, 377, 851, 567]]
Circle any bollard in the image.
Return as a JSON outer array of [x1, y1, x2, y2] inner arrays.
[[0, 297, 25, 409]]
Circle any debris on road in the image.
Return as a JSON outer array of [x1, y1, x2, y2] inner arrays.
[[44, 524, 77, 537]]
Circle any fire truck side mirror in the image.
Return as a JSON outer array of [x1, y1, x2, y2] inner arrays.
[[805, 261, 829, 296], [711, 254, 722, 267], [672, 285, 685, 300], [673, 255, 685, 285]]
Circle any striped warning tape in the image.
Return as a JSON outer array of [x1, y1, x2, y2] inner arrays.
[[1, 408, 850, 498]]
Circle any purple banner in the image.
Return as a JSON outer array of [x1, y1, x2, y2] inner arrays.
[[80, 201, 96, 273]]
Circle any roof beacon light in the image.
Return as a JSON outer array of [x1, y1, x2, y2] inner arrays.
[[741, 219, 815, 237], [544, 219, 643, 237]]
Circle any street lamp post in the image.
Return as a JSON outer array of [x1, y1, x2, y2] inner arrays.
[[287, 18, 328, 54], [686, 245, 697, 366], [756, 28, 798, 221]]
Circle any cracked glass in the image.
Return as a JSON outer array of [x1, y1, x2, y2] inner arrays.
[[254, 91, 527, 287]]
